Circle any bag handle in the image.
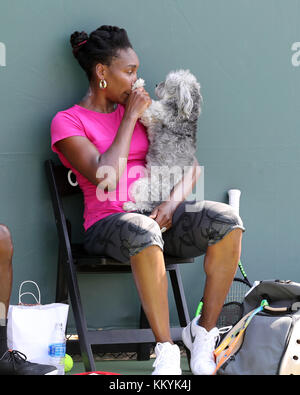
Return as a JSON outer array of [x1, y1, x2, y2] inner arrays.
[[264, 305, 288, 313], [263, 303, 300, 314], [18, 281, 41, 305], [260, 295, 300, 314]]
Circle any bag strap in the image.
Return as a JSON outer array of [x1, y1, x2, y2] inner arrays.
[[264, 305, 288, 313], [263, 302, 300, 315], [18, 281, 41, 305]]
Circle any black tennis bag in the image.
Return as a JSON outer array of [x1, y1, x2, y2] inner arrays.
[[217, 280, 300, 375]]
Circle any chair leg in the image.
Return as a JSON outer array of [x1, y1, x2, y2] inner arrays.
[[55, 246, 68, 303], [168, 265, 190, 327], [137, 306, 152, 360], [64, 255, 95, 372]]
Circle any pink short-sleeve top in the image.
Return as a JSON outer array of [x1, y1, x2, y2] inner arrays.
[[51, 104, 149, 230]]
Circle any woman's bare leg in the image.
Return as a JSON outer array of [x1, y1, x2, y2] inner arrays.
[[130, 245, 173, 343], [199, 228, 243, 330], [130, 229, 243, 340], [0, 225, 13, 321]]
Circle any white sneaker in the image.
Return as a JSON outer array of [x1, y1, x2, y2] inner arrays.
[[182, 315, 219, 375], [152, 342, 182, 375]]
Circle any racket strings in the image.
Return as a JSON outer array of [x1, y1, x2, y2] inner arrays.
[[217, 278, 251, 329], [225, 278, 250, 304], [217, 302, 243, 328]]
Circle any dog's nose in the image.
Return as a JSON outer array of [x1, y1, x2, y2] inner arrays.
[[155, 84, 158, 88]]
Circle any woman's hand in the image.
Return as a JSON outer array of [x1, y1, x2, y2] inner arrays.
[[124, 87, 152, 120], [149, 201, 178, 232]]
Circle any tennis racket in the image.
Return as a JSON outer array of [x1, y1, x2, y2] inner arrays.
[[0, 302, 5, 325], [195, 277, 251, 327]]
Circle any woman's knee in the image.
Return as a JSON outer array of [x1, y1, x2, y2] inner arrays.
[[0, 225, 13, 260], [125, 214, 164, 257], [225, 204, 245, 231], [202, 202, 245, 246], [206, 228, 243, 268]]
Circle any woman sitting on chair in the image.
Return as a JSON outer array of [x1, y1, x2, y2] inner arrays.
[[50, 25, 245, 375]]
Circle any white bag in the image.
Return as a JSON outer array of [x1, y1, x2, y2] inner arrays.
[[7, 281, 69, 364]]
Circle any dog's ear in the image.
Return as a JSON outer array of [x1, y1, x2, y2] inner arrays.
[[177, 80, 193, 119]]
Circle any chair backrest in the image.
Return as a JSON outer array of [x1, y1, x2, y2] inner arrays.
[[45, 159, 81, 260], [46, 159, 81, 197]]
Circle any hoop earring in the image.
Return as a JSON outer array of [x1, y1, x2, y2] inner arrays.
[[99, 79, 107, 89]]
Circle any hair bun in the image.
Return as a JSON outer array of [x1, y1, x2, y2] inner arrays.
[[70, 31, 89, 49], [70, 25, 132, 81]]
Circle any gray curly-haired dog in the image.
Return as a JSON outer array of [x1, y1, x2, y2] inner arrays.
[[123, 69, 203, 214]]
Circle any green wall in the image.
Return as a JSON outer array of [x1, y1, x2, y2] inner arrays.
[[1, 0, 300, 331]]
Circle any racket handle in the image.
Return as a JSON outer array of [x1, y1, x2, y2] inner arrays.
[[195, 300, 203, 317], [238, 261, 247, 279], [0, 302, 5, 325], [228, 189, 241, 215]]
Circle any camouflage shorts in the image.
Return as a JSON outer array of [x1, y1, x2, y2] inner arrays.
[[84, 200, 245, 263]]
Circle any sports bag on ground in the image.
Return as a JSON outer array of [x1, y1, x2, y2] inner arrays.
[[215, 279, 300, 375]]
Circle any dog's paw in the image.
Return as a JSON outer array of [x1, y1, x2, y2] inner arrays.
[[123, 201, 138, 212], [132, 78, 145, 90]]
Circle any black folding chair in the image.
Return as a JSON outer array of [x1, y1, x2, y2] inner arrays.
[[45, 159, 194, 372]]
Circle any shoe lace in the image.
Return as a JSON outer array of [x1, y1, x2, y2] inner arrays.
[[195, 327, 231, 354], [219, 325, 232, 334], [216, 326, 232, 347], [0, 349, 27, 369]]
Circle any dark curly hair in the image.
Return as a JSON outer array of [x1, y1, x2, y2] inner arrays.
[[70, 25, 133, 81]]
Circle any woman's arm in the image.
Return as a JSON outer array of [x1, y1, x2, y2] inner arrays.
[[149, 157, 202, 229], [55, 87, 151, 191], [55, 112, 138, 191]]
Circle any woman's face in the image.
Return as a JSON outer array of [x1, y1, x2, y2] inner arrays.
[[98, 47, 140, 105]]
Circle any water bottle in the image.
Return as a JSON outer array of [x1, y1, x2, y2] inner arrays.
[[48, 322, 66, 375]]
